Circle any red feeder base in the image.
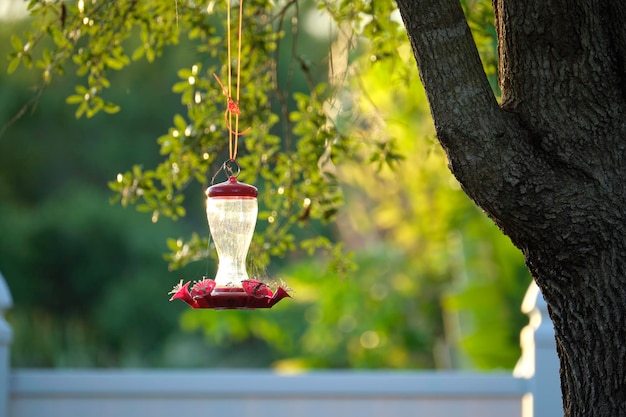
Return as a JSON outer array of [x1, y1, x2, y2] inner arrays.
[[169, 278, 290, 309]]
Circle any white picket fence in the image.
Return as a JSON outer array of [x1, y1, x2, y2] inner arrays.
[[0, 273, 562, 417]]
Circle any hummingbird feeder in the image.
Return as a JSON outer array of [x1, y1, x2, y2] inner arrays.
[[169, 170, 290, 309]]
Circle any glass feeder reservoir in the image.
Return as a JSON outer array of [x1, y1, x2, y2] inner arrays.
[[206, 176, 258, 294]]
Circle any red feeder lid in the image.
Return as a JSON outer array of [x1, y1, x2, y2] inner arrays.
[[207, 176, 258, 198]]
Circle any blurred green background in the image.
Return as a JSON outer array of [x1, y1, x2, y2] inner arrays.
[[0, 0, 531, 370]]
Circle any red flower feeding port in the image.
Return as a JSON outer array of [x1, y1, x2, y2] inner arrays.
[[170, 278, 290, 309], [169, 176, 290, 309]]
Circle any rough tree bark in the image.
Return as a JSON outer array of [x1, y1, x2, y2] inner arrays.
[[395, 0, 626, 416]]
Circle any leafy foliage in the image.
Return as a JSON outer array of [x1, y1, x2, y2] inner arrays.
[[1, 17, 214, 365], [4, 0, 530, 370]]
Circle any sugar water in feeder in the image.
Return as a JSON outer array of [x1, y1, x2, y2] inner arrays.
[[206, 176, 258, 292]]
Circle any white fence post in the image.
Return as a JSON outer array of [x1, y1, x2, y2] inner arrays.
[[514, 282, 562, 417], [0, 272, 13, 417]]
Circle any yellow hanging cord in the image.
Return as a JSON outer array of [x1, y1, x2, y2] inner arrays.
[[226, 0, 233, 160], [215, 0, 249, 162], [234, 0, 244, 159]]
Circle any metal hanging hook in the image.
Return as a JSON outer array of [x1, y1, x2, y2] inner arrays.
[[223, 159, 241, 177], [210, 158, 241, 185]]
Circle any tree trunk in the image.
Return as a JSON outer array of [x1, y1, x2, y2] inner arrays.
[[395, 0, 626, 416]]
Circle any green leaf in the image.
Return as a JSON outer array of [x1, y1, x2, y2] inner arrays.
[[145, 47, 155, 62], [166, 238, 182, 251], [65, 95, 84, 104], [7, 57, 20, 74], [75, 85, 89, 95], [86, 106, 99, 118], [75, 102, 87, 119], [173, 114, 186, 129], [102, 102, 121, 114], [136, 204, 152, 212], [103, 56, 125, 70], [175, 206, 186, 217], [10, 35, 23, 51], [131, 46, 145, 61]]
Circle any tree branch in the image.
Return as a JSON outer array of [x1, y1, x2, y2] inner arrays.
[[396, 0, 626, 262], [395, 0, 500, 136], [394, 0, 585, 254], [394, 0, 536, 227]]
